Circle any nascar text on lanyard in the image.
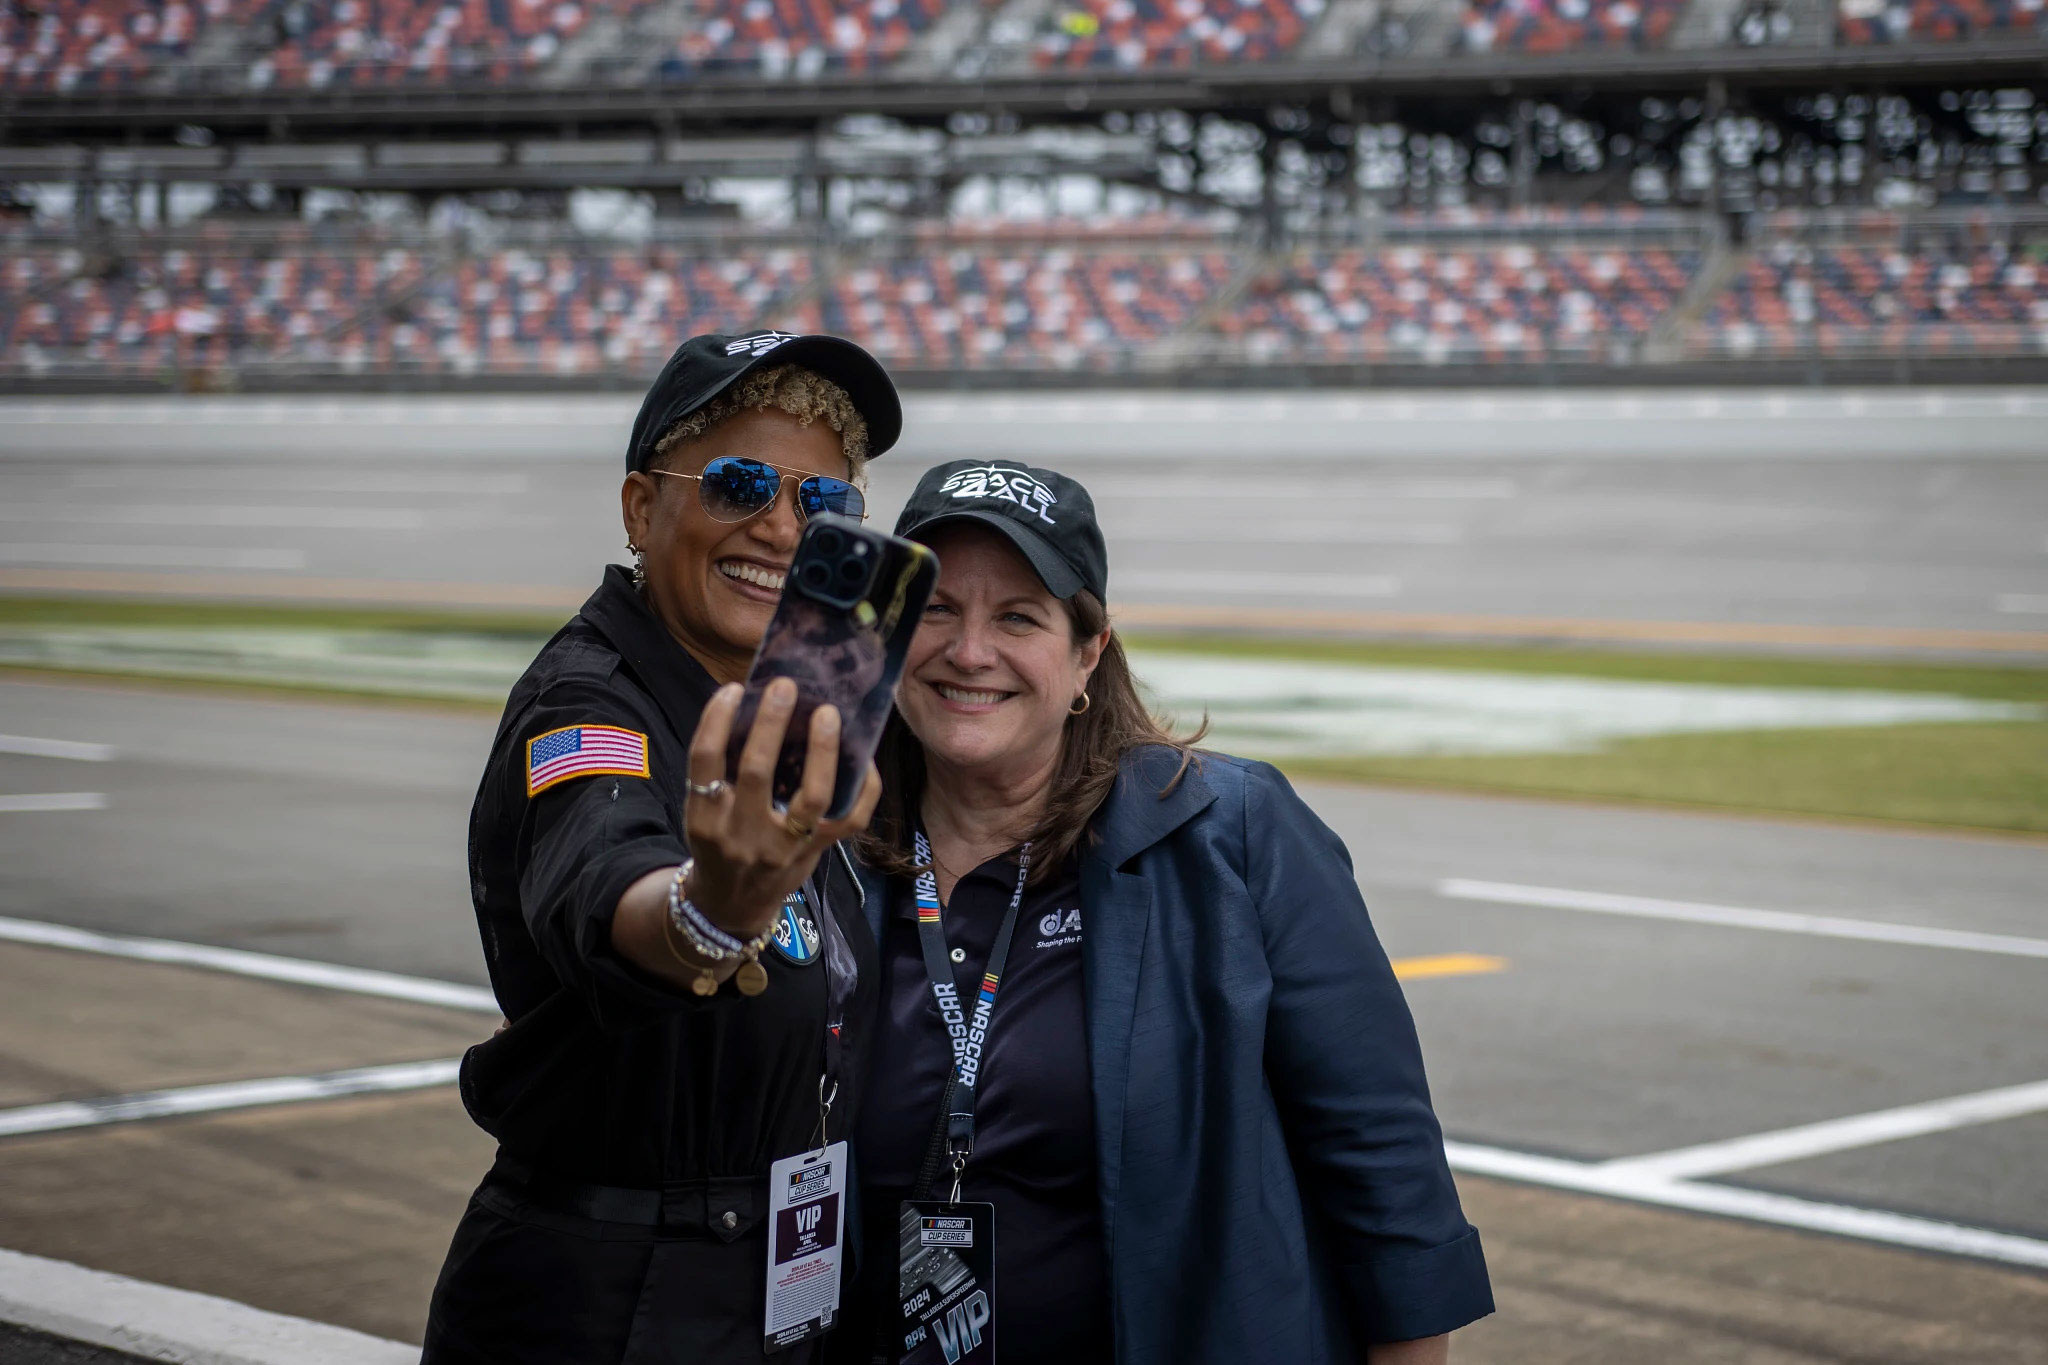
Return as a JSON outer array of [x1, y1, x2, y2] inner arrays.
[[899, 832, 1028, 1365], [912, 829, 1031, 1202]]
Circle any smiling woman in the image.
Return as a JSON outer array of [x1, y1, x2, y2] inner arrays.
[[625, 365, 873, 684], [424, 333, 905, 1365], [836, 460, 1492, 1365]]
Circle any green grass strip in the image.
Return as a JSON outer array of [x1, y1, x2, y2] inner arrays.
[[6, 598, 2043, 834], [1282, 721, 2048, 836], [1123, 631, 2048, 703], [0, 594, 564, 638]]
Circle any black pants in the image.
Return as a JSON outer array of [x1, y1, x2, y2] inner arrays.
[[424, 1161, 826, 1365]]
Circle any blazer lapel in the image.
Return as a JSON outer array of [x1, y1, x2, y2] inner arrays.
[[1082, 747, 1217, 1266], [1081, 855, 1151, 1264]]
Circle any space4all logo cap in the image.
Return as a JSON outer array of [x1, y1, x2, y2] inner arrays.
[[626, 331, 903, 472], [895, 459, 1109, 602]]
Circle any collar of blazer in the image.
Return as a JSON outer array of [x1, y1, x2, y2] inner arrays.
[[1087, 744, 1219, 875]]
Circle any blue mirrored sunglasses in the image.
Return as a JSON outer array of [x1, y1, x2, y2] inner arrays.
[[655, 456, 865, 525]]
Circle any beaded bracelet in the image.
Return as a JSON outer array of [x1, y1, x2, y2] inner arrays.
[[665, 859, 777, 997], [667, 859, 747, 960]]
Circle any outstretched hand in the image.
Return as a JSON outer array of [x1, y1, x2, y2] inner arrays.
[[682, 678, 881, 940]]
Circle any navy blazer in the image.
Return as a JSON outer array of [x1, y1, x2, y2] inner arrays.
[[861, 745, 1492, 1362]]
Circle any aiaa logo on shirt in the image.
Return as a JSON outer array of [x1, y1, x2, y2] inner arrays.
[[1035, 906, 1082, 947]]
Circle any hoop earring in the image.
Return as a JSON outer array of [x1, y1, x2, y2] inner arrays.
[[627, 542, 646, 591], [1069, 692, 1090, 715]]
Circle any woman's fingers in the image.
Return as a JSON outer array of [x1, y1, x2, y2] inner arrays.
[[733, 677, 796, 809], [782, 703, 840, 837], [820, 762, 883, 843], [684, 684, 742, 837]]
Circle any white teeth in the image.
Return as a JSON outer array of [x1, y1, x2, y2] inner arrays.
[[718, 561, 785, 591], [936, 684, 1006, 706]]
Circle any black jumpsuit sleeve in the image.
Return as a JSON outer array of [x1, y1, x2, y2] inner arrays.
[[508, 677, 711, 1031]]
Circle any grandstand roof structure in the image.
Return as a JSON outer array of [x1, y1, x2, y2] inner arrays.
[[5, 39, 2045, 140]]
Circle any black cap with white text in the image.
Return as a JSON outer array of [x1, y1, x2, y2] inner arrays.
[[626, 330, 902, 473], [894, 460, 1108, 602]]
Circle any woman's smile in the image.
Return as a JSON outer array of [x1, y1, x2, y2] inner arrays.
[[714, 555, 789, 601], [926, 679, 1017, 712]]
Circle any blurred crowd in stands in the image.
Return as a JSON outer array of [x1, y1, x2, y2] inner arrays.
[[1457, 0, 1685, 53], [1836, 0, 2041, 43], [5, 215, 2042, 374], [5, 0, 2042, 92]]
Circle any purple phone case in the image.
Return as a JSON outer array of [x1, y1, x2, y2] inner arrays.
[[725, 517, 938, 820]]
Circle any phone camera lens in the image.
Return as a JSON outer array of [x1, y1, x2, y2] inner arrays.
[[812, 529, 844, 557], [837, 557, 867, 583], [800, 561, 832, 590]]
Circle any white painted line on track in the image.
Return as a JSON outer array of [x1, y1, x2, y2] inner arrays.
[[0, 793, 106, 813], [1082, 476, 1516, 500], [1438, 879, 2048, 960], [1444, 1140, 2048, 1269], [0, 734, 113, 761], [0, 915, 500, 1013], [1118, 571, 1400, 599], [1998, 593, 2048, 615], [1126, 523, 1463, 545], [0, 1245, 416, 1365], [0, 1058, 462, 1139], [0, 544, 308, 571], [65, 471, 530, 495], [1598, 1078, 2048, 1180], [0, 504, 426, 530]]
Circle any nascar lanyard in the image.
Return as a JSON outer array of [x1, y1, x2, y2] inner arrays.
[[911, 828, 1032, 1197]]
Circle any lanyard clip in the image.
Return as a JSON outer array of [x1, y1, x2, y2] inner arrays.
[[810, 1074, 839, 1156], [947, 1149, 969, 1206]]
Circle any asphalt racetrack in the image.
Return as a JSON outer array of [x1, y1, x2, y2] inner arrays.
[[2, 389, 2047, 1359], [1, 675, 2046, 1359], [1, 388, 2046, 649]]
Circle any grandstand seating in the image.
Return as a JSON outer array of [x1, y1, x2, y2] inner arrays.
[[1, 0, 223, 91], [662, 0, 949, 75], [1216, 244, 1698, 361], [1031, 0, 1322, 70], [392, 245, 812, 372], [8, 225, 2048, 375], [244, 0, 660, 90], [1457, 0, 1686, 51], [1697, 237, 2048, 356], [804, 248, 1234, 367], [1835, 0, 2042, 42], [0, 237, 431, 370]]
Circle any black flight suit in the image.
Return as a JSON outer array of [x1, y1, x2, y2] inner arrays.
[[425, 564, 877, 1365]]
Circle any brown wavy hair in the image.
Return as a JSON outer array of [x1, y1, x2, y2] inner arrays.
[[856, 588, 1205, 885]]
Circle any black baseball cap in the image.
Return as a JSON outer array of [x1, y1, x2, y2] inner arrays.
[[626, 330, 903, 472], [894, 460, 1108, 602]]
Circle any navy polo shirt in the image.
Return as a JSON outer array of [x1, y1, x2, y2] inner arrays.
[[848, 851, 1111, 1364]]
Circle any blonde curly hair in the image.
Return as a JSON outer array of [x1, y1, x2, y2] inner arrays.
[[652, 364, 870, 483]]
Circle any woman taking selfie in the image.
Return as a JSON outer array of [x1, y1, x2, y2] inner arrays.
[[424, 332, 902, 1364], [839, 461, 1493, 1365]]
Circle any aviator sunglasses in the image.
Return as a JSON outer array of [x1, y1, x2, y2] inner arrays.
[[655, 456, 866, 525]]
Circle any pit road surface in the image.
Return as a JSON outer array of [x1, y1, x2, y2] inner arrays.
[[3, 390, 2047, 645], [2, 676, 2045, 1361]]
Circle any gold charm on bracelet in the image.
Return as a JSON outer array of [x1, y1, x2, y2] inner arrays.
[[734, 953, 769, 996]]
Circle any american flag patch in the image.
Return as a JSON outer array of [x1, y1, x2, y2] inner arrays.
[[525, 724, 650, 797]]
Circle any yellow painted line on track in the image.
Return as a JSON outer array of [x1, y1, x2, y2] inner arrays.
[[1391, 953, 1508, 981]]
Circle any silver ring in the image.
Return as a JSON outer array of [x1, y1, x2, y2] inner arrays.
[[686, 778, 729, 799]]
